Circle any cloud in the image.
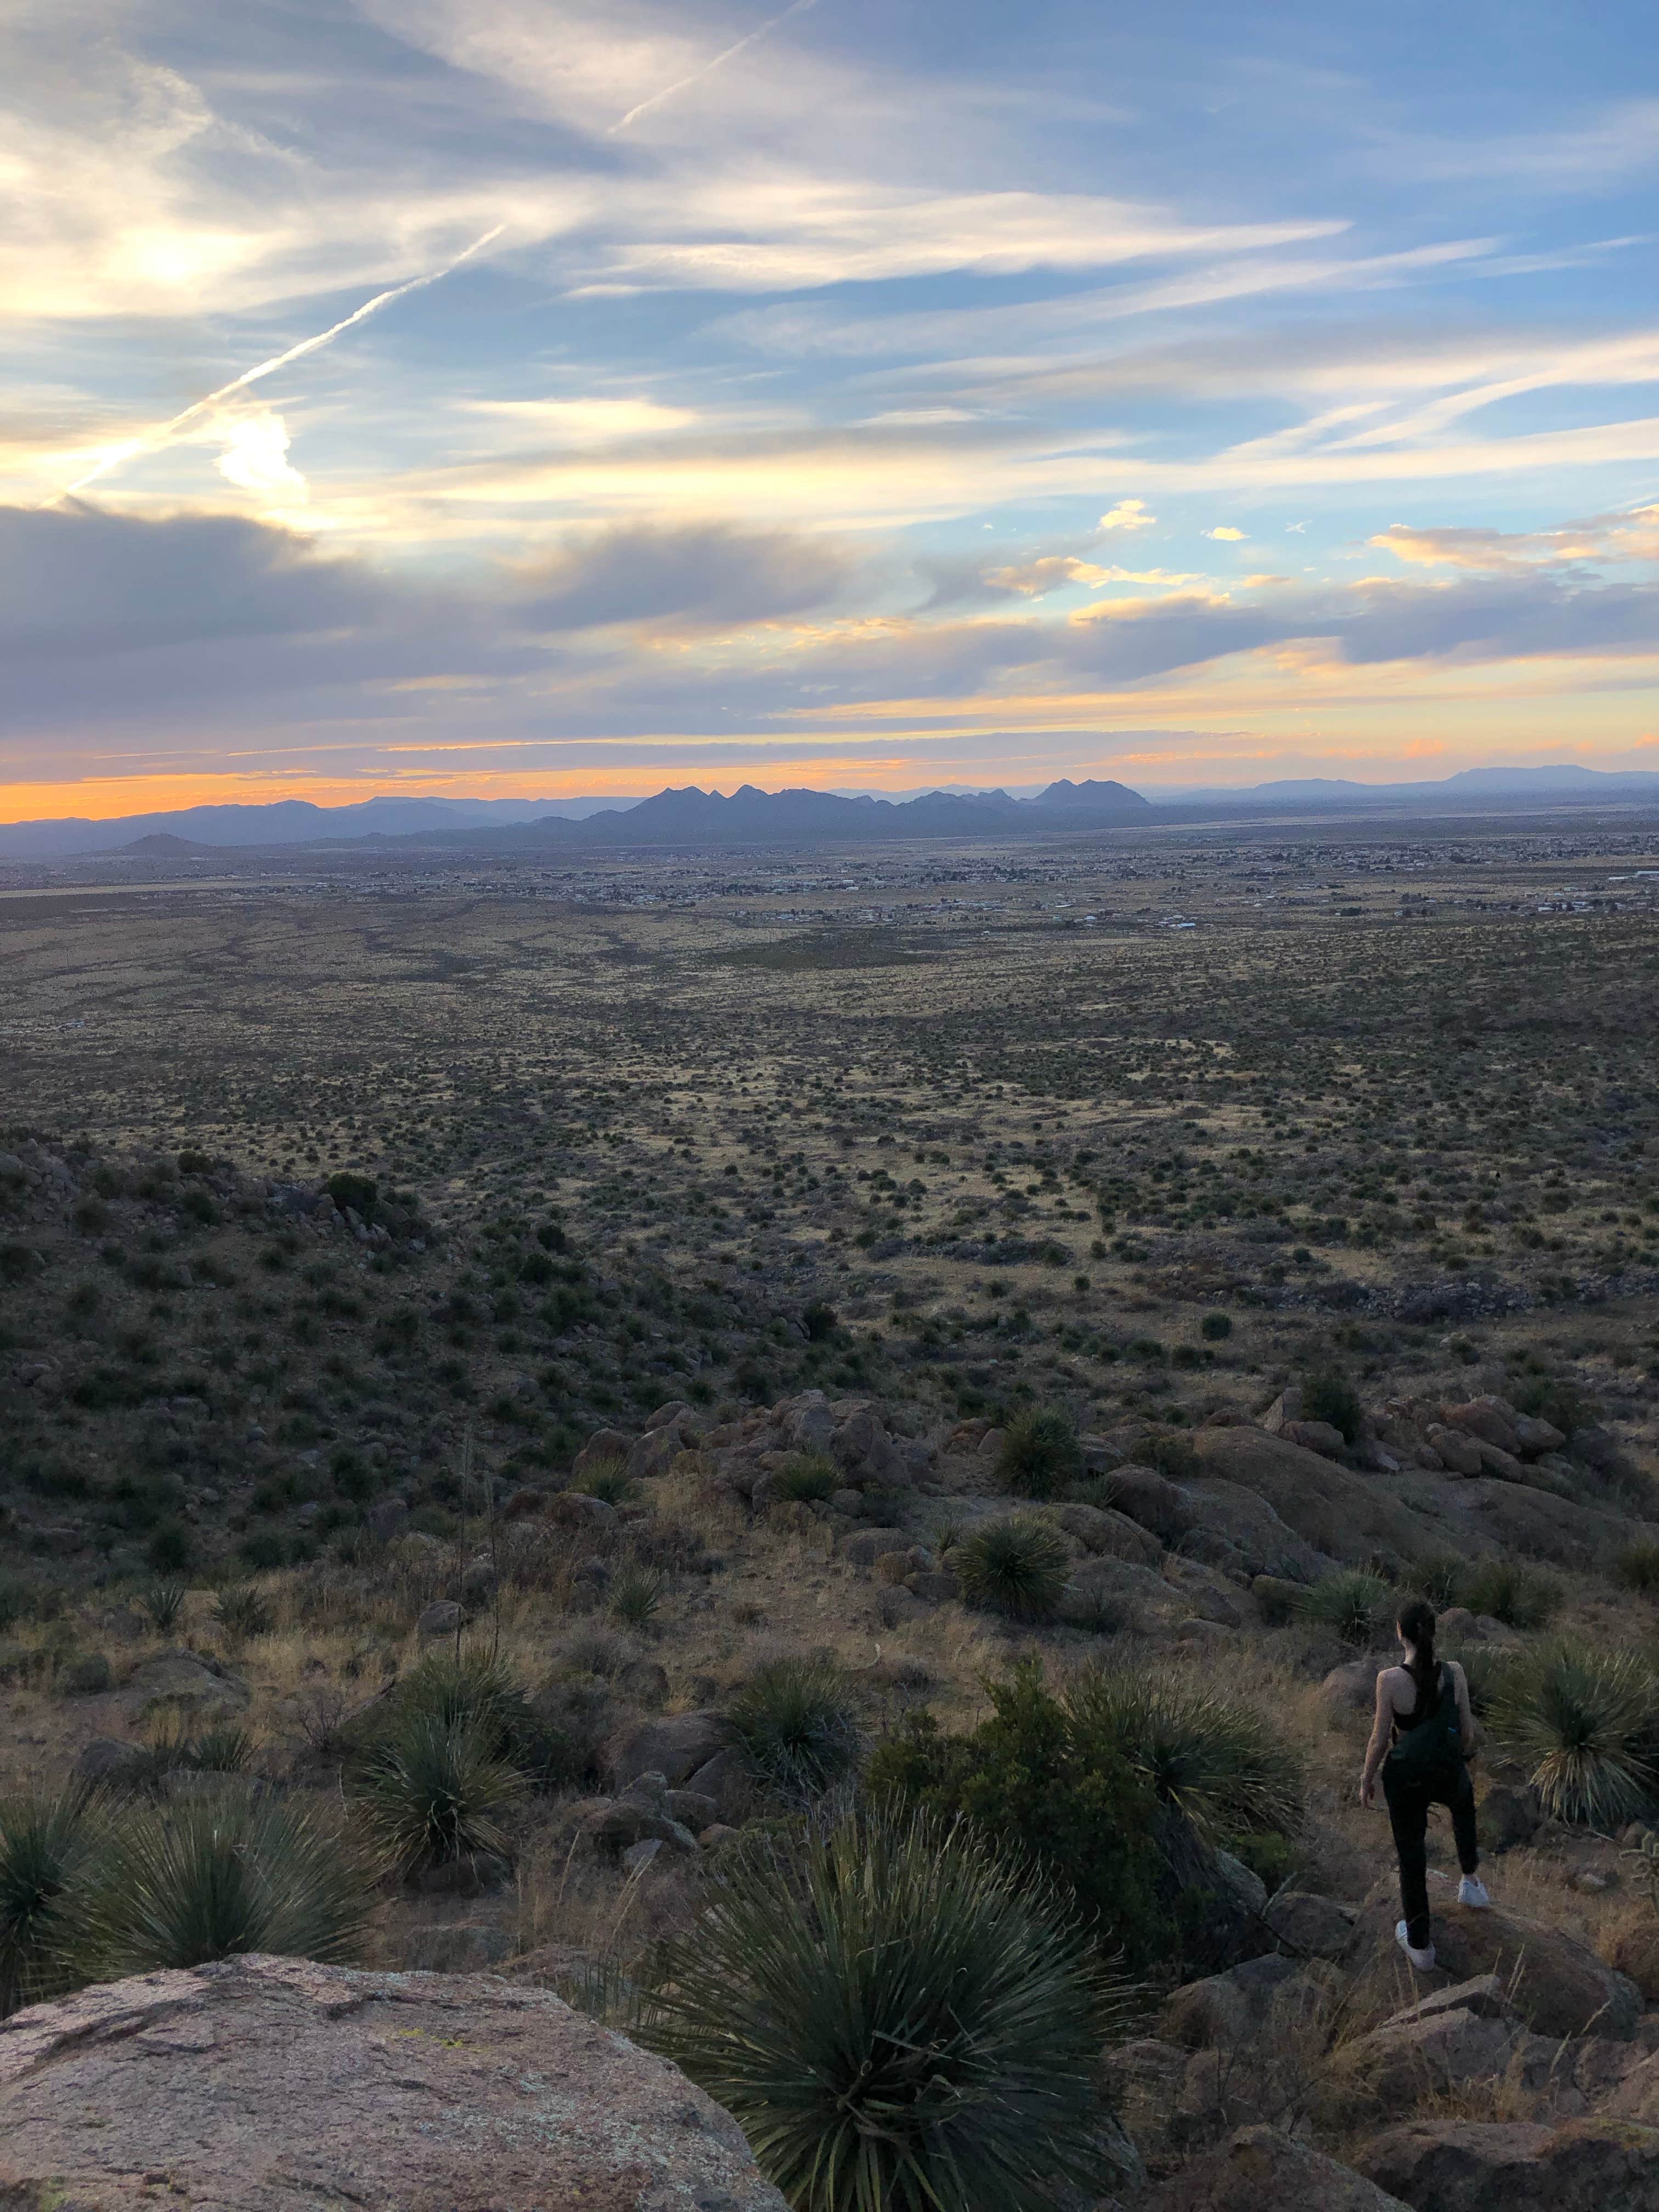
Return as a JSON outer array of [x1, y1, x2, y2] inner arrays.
[[1098, 498, 1155, 532], [983, 555, 1109, 596], [463, 398, 698, 442], [1205, 526, 1248, 540], [512, 520, 853, 629], [213, 409, 307, 499], [1372, 503, 1659, 572]]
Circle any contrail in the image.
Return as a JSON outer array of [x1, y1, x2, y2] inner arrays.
[[608, 0, 819, 133], [49, 224, 506, 502]]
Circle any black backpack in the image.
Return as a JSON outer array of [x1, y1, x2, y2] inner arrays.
[[1385, 1665, 1464, 1787]]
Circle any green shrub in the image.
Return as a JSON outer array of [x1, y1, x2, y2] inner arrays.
[[1617, 1542, 1659, 1596], [996, 1410, 1082, 1500], [214, 1583, 273, 1643], [1143, 1429, 1199, 1482], [0, 1787, 95, 2015], [356, 1716, 524, 1877], [1414, 1555, 1471, 1610], [1296, 1569, 1392, 1648], [1445, 1644, 1506, 1720], [1200, 1312, 1233, 1341], [146, 1520, 193, 1575], [1301, 1370, 1363, 1444], [802, 1299, 839, 1340], [59, 1793, 370, 1977], [868, 1664, 1165, 1972], [724, 1660, 860, 1798], [139, 1579, 189, 1633], [1463, 1558, 1559, 1631], [955, 1517, 1070, 1623], [770, 1451, 839, 1504], [1487, 1641, 1657, 1829], [644, 1810, 1128, 2212], [61, 1652, 111, 1697]]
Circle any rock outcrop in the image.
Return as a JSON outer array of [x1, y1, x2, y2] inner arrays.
[[0, 1954, 787, 2211], [1346, 1884, 1642, 2040]]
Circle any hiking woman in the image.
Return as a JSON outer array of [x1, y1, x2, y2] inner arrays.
[[1359, 1595, 1488, 1969]]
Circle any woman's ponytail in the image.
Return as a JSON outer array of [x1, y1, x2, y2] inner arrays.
[[1397, 1595, 1438, 1701]]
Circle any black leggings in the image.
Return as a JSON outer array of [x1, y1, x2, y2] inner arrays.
[[1383, 1763, 1479, 1950]]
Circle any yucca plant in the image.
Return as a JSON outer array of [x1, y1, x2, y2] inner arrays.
[[187, 1725, 255, 1774], [1464, 1558, 1559, 1632], [609, 1568, 665, 1631], [59, 1792, 370, 1979], [1295, 1569, 1392, 1648], [771, 1451, 839, 1504], [723, 1660, 861, 1798], [356, 1714, 525, 1877], [1066, 1670, 1306, 1847], [643, 1810, 1129, 2212], [578, 1455, 634, 1506], [0, 1786, 97, 2015], [996, 1409, 1083, 1500], [139, 1579, 189, 1633], [1487, 1641, 1658, 1830], [391, 1647, 529, 1750], [955, 1517, 1070, 1623]]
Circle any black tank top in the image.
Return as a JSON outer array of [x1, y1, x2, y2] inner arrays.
[[1391, 1662, 1443, 1744]]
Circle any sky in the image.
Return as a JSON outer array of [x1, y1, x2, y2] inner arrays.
[[4, 0, 1659, 820]]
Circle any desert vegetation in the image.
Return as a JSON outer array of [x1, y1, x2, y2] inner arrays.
[[2, 816, 1658, 2206]]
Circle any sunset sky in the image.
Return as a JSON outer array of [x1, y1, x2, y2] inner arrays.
[[5, 0, 1658, 820]]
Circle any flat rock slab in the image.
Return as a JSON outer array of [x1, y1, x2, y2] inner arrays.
[[0, 1954, 787, 2212], [1358, 2115, 1659, 2211], [1145, 2123, 1412, 2210]]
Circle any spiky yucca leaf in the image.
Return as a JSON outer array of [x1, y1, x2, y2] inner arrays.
[[1487, 1641, 1657, 1830], [356, 1714, 524, 1876], [996, 1410, 1082, 1501], [0, 1786, 98, 2015], [724, 1660, 860, 1797], [1295, 1570, 1392, 1649], [955, 1517, 1070, 1622], [644, 1811, 1128, 2212], [1065, 1669, 1306, 1843], [59, 1791, 370, 1979]]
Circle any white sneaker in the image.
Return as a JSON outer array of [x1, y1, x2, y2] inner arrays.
[[1458, 1876, 1491, 1909], [1396, 1919, 1437, 1971]]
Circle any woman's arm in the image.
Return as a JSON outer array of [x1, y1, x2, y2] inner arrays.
[[1360, 1671, 1395, 1807], [1451, 1661, 1477, 1758]]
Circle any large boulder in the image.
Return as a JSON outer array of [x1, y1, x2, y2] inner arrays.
[[0, 1955, 787, 2211], [1334, 1984, 1517, 2106], [1146, 2124, 1412, 2210], [1185, 1477, 1328, 1580], [120, 1646, 250, 1720], [1158, 1954, 1338, 2050], [1468, 1481, 1644, 1569], [1263, 1890, 1358, 1962], [607, 1709, 727, 1789], [1357, 2116, 1659, 2210], [1189, 1427, 1440, 1564], [1052, 1500, 1163, 1567], [1346, 1881, 1641, 2039]]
